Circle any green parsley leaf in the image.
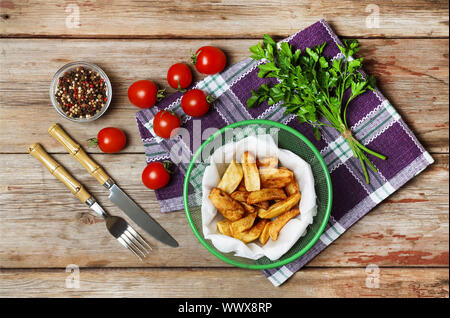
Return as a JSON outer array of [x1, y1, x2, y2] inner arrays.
[[247, 36, 386, 184]]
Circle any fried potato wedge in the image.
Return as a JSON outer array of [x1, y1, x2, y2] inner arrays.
[[279, 167, 300, 195], [285, 176, 300, 196], [237, 179, 247, 192], [259, 168, 293, 188], [230, 213, 257, 237], [258, 193, 301, 219], [216, 219, 232, 236], [231, 191, 256, 213], [247, 188, 287, 204], [256, 207, 268, 216], [241, 151, 260, 191], [259, 221, 271, 245], [236, 219, 268, 244], [217, 160, 244, 194], [241, 202, 256, 214], [253, 200, 270, 209], [269, 208, 300, 241], [230, 190, 249, 203], [208, 188, 245, 221], [257, 156, 278, 169]]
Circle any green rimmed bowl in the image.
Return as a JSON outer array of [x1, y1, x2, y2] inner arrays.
[[183, 119, 332, 270]]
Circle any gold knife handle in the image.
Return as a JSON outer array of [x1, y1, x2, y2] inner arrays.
[[48, 123, 111, 186], [28, 143, 92, 203]]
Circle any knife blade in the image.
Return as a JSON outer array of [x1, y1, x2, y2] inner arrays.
[[106, 181, 178, 247], [48, 123, 178, 248]]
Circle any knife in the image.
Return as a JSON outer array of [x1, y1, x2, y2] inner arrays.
[[48, 123, 178, 248]]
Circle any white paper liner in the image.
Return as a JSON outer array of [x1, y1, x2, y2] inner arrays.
[[201, 134, 317, 261]]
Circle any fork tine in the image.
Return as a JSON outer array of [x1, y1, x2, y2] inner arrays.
[[121, 233, 147, 259], [117, 236, 143, 261], [126, 225, 152, 251], [124, 228, 150, 256]]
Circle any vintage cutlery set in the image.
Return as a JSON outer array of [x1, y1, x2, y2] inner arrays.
[[28, 124, 178, 260]]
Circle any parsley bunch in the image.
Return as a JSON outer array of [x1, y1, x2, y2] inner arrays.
[[247, 35, 386, 184]]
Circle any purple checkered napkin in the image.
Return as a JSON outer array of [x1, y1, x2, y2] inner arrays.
[[135, 20, 434, 286]]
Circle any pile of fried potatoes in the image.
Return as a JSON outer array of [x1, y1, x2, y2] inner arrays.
[[208, 151, 301, 245]]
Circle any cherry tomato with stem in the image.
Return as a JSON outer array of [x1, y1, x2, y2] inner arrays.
[[153, 110, 181, 139], [88, 127, 127, 153], [191, 46, 226, 75], [142, 161, 173, 190], [181, 89, 213, 117], [128, 80, 165, 108], [167, 63, 192, 90]]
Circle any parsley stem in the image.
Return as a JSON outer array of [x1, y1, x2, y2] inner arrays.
[[364, 154, 379, 173], [359, 156, 370, 184], [343, 95, 355, 129], [309, 121, 335, 129], [345, 136, 360, 160], [356, 142, 387, 160], [318, 107, 339, 128]]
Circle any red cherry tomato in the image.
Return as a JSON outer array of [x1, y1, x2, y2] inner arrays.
[[167, 63, 192, 89], [181, 89, 210, 117], [153, 110, 181, 139], [142, 162, 170, 190], [192, 46, 226, 75], [128, 80, 163, 109], [94, 127, 127, 153]]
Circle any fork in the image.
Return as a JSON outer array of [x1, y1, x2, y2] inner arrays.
[[28, 143, 151, 260]]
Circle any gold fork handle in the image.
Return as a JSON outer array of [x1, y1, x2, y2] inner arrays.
[[48, 123, 111, 186], [28, 143, 92, 203]]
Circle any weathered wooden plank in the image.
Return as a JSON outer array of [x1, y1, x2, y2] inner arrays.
[[0, 38, 448, 153], [0, 268, 447, 297], [0, 0, 448, 38], [0, 153, 447, 268]]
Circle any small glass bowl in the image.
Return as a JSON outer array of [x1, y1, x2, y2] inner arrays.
[[50, 61, 112, 123]]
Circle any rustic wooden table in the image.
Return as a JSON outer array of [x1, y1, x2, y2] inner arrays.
[[0, 0, 448, 298]]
